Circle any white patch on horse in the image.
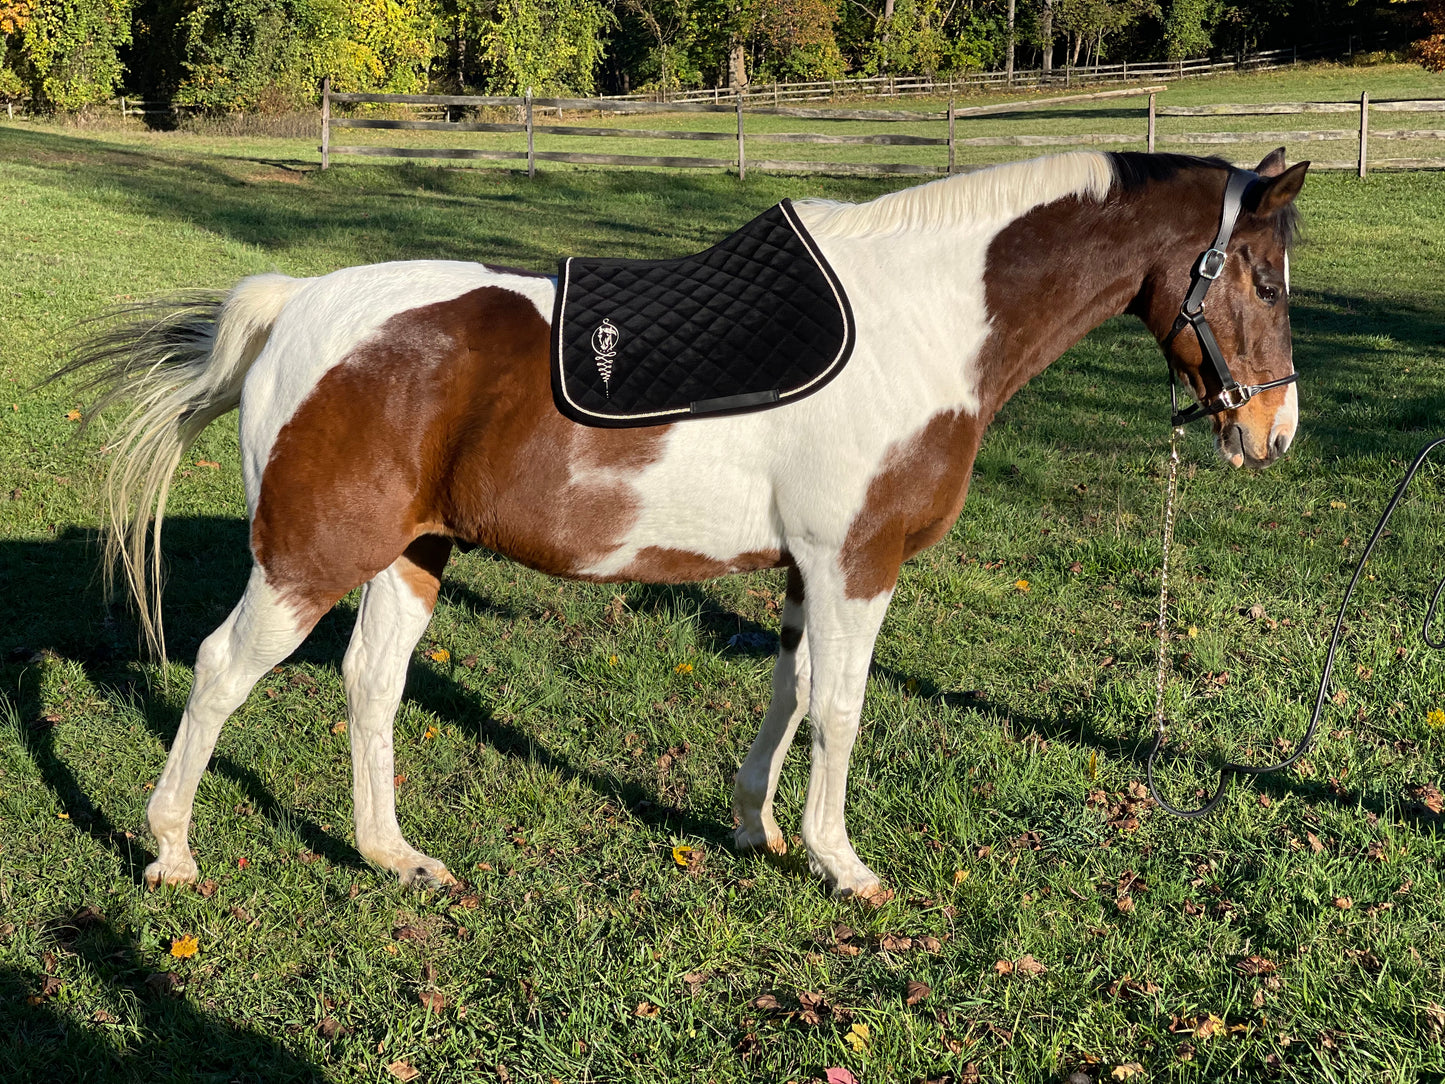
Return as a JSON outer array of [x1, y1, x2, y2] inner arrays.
[[578, 154, 1115, 581], [239, 261, 554, 518]]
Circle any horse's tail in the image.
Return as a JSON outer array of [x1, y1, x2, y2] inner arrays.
[[54, 272, 307, 660]]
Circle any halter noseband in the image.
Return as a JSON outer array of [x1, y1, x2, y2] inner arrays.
[[1162, 169, 1299, 428]]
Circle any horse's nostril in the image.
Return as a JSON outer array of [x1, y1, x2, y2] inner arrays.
[[1272, 431, 1292, 458]]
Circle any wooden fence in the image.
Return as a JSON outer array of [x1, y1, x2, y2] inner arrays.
[[1152, 94, 1445, 175], [601, 42, 1344, 107], [320, 81, 1168, 177], [320, 80, 1445, 178]]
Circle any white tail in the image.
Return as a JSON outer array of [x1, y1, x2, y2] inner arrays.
[[56, 273, 306, 660]]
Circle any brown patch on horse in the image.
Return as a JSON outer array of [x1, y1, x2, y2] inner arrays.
[[612, 546, 784, 584], [253, 286, 669, 617], [839, 410, 986, 599], [397, 534, 454, 609]]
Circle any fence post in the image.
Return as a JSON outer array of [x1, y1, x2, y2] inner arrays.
[[526, 87, 535, 179], [320, 76, 330, 170], [948, 98, 956, 174], [736, 91, 746, 181], [1358, 89, 1369, 179], [1147, 91, 1156, 153]]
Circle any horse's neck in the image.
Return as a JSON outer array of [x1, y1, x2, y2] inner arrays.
[[972, 187, 1175, 419]]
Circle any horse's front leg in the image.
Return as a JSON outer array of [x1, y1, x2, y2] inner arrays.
[[734, 568, 809, 854], [794, 556, 894, 897]]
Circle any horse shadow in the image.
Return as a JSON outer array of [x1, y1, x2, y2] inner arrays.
[[0, 913, 325, 1082]]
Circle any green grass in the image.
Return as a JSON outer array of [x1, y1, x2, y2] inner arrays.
[[3, 68, 1445, 1083]]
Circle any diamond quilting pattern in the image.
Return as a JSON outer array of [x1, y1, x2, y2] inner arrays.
[[551, 200, 855, 428]]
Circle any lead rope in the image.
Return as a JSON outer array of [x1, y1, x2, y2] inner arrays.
[[1146, 433, 1445, 818]]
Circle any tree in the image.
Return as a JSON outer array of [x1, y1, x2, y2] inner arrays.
[[3, 0, 132, 110], [476, 0, 612, 93], [1161, 0, 1218, 59]]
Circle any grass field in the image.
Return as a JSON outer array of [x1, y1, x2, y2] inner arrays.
[[3, 61, 1445, 1083]]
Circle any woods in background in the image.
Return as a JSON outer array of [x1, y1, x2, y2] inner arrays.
[[0, 0, 1423, 113]]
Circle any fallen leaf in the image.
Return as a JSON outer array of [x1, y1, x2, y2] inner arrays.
[[194, 459, 220, 469], [197, 880, 219, 898], [392, 925, 427, 942], [427, 648, 449, 663], [318, 1017, 348, 1040], [1236, 956, 1277, 976], [634, 1000, 660, 1018], [1014, 579, 1030, 592], [419, 989, 446, 1012], [1425, 1002, 1445, 1039], [1195, 1012, 1226, 1040], [1307, 832, 1324, 853], [169, 935, 199, 958], [1112, 1064, 1145, 1080], [844, 1021, 871, 1053], [90, 1009, 115, 1023], [385, 1061, 420, 1082], [64, 409, 81, 421], [671, 844, 694, 867], [905, 980, 932, 1005], [751, 993, 781, 1011], [994, 959, 1013, 975], [1333, 897, 1353, 910], [1014, 955, 1047, 975]]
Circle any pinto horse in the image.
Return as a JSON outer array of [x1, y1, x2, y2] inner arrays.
[[64, 149, 1306, 898]]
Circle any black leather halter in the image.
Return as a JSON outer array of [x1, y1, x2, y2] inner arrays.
[[1162, 169, 1299, 427]]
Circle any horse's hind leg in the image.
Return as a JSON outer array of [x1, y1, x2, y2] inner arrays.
[[342, 536, 456, 887], [145, 566, 320, 887], [734, 567, 809, 854]]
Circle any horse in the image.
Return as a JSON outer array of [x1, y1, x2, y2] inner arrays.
[[60, 148, 1307, 899]]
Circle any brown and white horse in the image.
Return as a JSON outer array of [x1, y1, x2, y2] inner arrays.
[[66, 149, 1307, 897]]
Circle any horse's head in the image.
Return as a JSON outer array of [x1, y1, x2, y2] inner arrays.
[[1147, 149, 1309, 469]]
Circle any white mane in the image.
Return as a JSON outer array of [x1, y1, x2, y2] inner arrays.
[[795, 151, 1116, 239]]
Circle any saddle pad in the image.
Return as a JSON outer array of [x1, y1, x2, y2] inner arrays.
[[551, 199, 854, 428]]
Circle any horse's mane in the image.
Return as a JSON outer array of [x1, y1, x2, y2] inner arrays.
[[794, 152, 1115, 239], [795, 150, 1298, 249]]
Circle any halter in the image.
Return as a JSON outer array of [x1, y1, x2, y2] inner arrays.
[[1162, 169, 1299, 427]]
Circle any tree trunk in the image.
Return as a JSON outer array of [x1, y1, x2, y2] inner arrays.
[[729, 44, 747, 89], [1006, 0, 1015, 82], [1041, 0, 1054, 74]]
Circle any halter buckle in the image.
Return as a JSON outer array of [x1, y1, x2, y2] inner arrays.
[[1214, 383, 1250, 411], [1198, 248, 1227, 280]]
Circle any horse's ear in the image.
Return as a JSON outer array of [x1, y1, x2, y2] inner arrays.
[[1247, 161, 1309, 216], [1254, 147, 1288, 177]]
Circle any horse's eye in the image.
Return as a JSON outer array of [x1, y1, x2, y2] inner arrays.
[[1256, 284, 1280, 304]]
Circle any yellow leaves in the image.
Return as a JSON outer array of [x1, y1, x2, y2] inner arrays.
[[673, 662, 693, 674], [427, 648, 449, 663], [953, 869, 969, 885], [608, 655, 619, 666], [1426, 708, 1445, 729], [422, 726, 438, 741], [169, 935, 199, 959], [1329, 499, 1348, 510], [1088, 750, 1098, 780], [1193, 1012, 1226, 1039], [331, 720, 347, 734], [1187, 626, 1198, 638], [843, 1021, 871, 1053], [194, 459, 219, 469], [672, 844, 693, 867], [1014, 579, 1030, 593], [0, 1, 36, 36], [64, 409, 81, 421]]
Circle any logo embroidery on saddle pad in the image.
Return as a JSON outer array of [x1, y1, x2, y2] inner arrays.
[[551, 200, 855, 428]]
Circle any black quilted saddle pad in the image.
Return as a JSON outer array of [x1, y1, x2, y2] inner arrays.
[[551, 199, 855, 428]]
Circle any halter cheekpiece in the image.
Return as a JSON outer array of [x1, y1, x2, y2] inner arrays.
[[1162, 168, 1299, 427]]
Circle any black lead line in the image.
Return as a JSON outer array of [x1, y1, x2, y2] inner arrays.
[[1146, 435, 1445, 819]]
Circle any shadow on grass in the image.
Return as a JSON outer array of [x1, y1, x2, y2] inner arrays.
[[0, 914, 324, 1083]]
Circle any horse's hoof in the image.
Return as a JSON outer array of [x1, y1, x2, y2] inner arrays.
[[734, 824, 787, 855], [144, 857, 199, 889], [397, 857, 456, 889]]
